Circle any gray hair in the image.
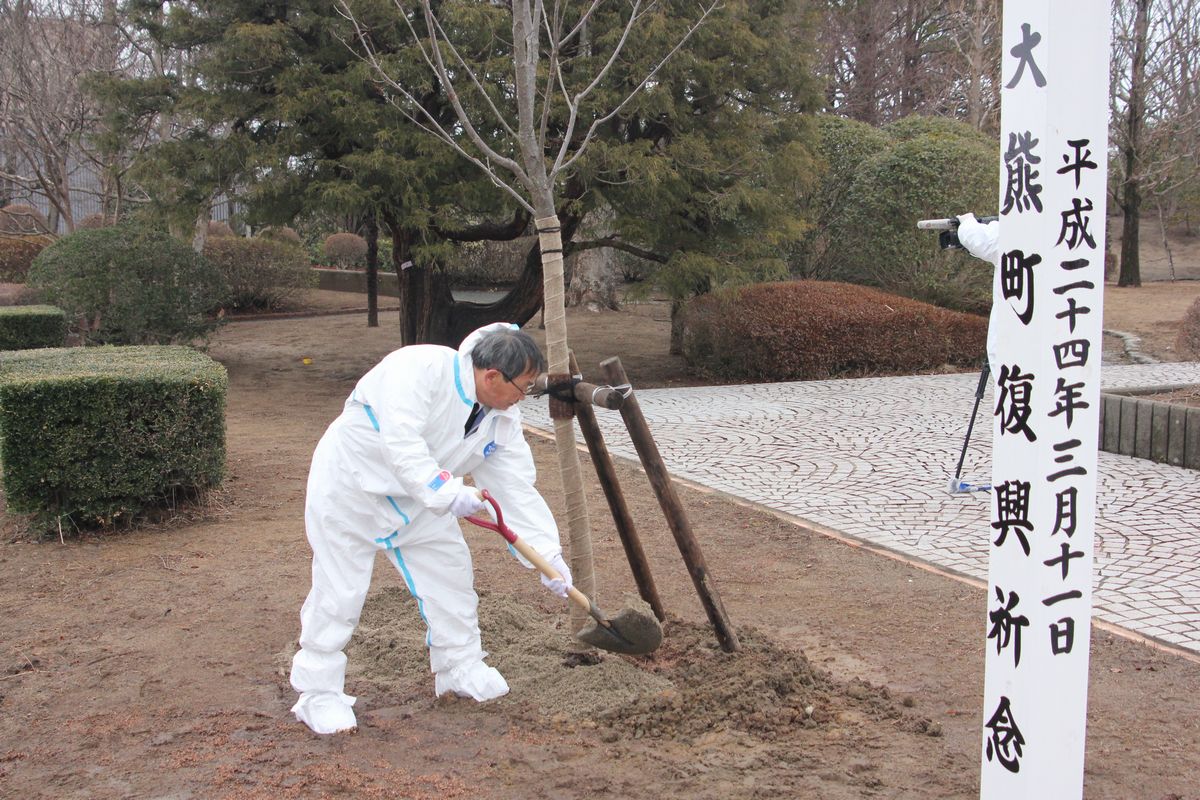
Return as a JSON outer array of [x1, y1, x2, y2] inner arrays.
[[470, 328, 547, 379]]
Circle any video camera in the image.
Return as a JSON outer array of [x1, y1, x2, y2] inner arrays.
[[916, 215, 998, 251]]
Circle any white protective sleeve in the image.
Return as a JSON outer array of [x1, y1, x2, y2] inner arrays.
[[956, 213, 1000, 267], [956, 213, 1002, 375], [469, 431, 564, 567]]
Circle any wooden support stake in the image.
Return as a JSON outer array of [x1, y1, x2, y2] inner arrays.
[[569, 353, 665, 622], [599, 356, 740, 653], [533, 373, 625, 410]]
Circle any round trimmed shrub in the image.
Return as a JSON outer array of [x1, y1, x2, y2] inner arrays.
[[885, 115, 994, 145], [1176, 297, 1200, 359], [792, 114, 894, 278], [78, 213, 112, 229], [0, 234, 54, 282], [26, 226, 228, 345], [258, 225, 302, 245], [827, 128, 999, 314], [681, 280, 987, 382], [0, 203, 50, 234], [207, 220, 235, 238], [202, 236, 316, 311], [322, 232, 368, 268]]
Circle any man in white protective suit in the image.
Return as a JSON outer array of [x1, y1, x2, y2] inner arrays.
[[956, 212, 1001, 375], [289, 322, 573, 735]]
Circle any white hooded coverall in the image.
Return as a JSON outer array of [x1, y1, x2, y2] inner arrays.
[[956, 213, 1002, 376], [289, 323, 563, 703]]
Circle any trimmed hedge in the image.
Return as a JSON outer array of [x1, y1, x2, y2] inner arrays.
[[0, 305, 67, 350], [0, 284, 43, 307], [450, 237, 532, 286], [682, 280, 988, 382], [0, 345, 227, 531]]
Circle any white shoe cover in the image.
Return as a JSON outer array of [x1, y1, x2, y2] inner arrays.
[[291, 690, 358, 734], [434, 659, 510, 701]]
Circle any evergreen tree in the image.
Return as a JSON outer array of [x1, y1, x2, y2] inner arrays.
[[95, 0, 823, 346]]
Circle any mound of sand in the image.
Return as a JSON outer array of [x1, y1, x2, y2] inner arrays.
[[345, 587, 939, 745]]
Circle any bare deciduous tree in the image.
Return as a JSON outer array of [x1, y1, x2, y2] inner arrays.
[[1111, 0, 1153, 286], [1109, 0, 1200, 286], [944, 0, 1000, 132], [339, 0, 716, 631], [1111, 0, 1200, 282], [0, 0, 123, 233], [820, 1, 890, 124], [819, 0, 961, 126]]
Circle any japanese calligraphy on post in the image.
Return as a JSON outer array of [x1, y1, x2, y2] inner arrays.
[[981, 3, 1111, 798]]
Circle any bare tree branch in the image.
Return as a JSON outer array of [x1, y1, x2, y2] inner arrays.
[[424, 6, 518, 140], [572, 233, 668, 263], [553, 1, 719, 177], [333, 3, 535, 212], [416, 0, 530, 181]]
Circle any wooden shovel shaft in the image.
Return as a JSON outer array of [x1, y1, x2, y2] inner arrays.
[[469, 490, 612, 629], [506, 534, 610, 628]]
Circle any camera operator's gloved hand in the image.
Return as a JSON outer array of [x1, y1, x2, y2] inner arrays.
[[448, 487, 486, 518], [540, 553, 573, 599]]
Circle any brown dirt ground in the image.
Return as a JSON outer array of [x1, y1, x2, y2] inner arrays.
[[1105, 223, 1200, 363], [3, 238, 1200, 799], [1135, 385, 1200, 408]]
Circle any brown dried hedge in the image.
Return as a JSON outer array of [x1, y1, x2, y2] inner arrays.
[[682, 280, 987, 382], [258, 225, 302, 245], [78, 213, 112, 229], [1175, 297, 1200, 359], [323, 232, 368, 268], [207, 220, 235, 238], [0, 235, 54, 282], [0, 204, 50, 234]]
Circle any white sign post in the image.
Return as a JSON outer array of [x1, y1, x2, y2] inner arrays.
[[981, 3, 1111, 798]]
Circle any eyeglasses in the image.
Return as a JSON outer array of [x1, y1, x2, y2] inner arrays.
[[501, 371, 537, 396]]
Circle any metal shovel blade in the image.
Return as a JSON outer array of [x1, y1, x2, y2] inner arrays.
[[576, 606, 663, 656]]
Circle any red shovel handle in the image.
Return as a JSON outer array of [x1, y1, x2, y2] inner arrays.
[[463, 491, 607, 627], [464, 490, 517, 544]]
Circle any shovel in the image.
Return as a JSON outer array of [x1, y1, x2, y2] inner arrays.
[[465, 490, 662, 656]]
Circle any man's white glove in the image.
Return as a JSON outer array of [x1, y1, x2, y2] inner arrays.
[[540, 553, 573, 599], [448, 487, 486, 518]]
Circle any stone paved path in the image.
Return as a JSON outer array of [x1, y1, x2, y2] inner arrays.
[[523, 363, 1200, 656]]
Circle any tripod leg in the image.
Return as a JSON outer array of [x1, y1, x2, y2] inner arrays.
[[953, 364, 991, 482]]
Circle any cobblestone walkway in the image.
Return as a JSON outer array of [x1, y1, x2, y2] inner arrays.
[[524, 363, 1200, 655]]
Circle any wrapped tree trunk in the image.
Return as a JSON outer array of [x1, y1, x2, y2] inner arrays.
[[537, 213, 594, 636]]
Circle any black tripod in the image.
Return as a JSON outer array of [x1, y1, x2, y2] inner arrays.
[[949, 362, 992, 493]]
